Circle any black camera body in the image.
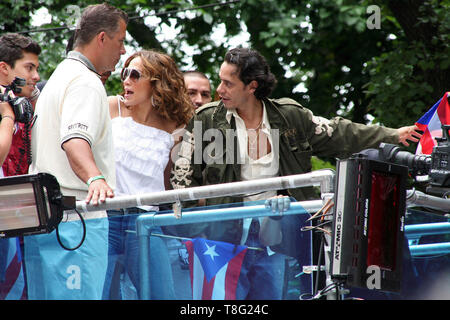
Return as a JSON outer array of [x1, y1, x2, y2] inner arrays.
[[428, 125, 450, 193], [0, 77, 34, 124], [377, 125, 450, 197]]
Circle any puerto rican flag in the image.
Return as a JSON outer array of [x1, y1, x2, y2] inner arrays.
[[0, 238, 26, 300], [415, 92, 450, 155], [184, 238, 247, 300]]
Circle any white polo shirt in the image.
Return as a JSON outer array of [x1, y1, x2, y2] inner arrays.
[[29, 52, 115, 200]]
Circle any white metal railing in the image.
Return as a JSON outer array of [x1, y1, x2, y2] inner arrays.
[[406, 189, 450, 212], [75, 169, 335, 213], [72, 170, 335, 300]]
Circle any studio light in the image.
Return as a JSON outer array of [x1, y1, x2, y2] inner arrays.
[[0, 173, 75, 238], [331, 156, 407, 292]]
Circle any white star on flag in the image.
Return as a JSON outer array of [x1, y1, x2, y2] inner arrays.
[[184, 238, 249, 299], [203, 243, 219, 261]]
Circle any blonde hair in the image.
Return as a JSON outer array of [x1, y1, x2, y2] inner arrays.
[[123, 50, 194, 126]]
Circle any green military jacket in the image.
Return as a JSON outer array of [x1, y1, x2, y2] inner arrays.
[[170, 97, 399, 244]]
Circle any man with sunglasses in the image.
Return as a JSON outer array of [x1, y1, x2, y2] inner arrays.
[[30, 3, 128, 208]]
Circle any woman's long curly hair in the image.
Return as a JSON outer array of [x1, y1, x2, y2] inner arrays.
[[122, 50, 194, 127]]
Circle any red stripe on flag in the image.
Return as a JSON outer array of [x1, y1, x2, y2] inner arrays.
[[20, 286, 27, 300], [185, 241, 194, 292], [421, 130, 436, 155], [224, 248, 247, 300], [202, 274, 215, 300], [0, 253, 21, 300], [436, 94, 450, 124]]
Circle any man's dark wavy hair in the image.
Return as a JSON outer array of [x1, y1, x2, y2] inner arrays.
[[0, 33, 41, 67], [224, 47, 277, 99]]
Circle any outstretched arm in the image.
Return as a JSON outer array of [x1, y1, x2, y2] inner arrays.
[[397, 125, 422, 147]]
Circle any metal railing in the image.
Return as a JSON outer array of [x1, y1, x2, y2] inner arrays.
[[136, 201, 321, 300], [70, 168, 450, 300], [126, 170, 335, 300], [405, 222, 450, 257], [75, 169, 335, 213], [406, 189, 450, 212], [405, 189, 450, 257]]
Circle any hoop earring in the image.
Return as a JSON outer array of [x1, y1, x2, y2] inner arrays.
[[151, 96, 155, 107]]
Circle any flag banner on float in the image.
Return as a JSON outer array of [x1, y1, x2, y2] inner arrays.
[[184, 238, 247, 300], [0, 237, 26, 300], [415, 92, 450, 155]]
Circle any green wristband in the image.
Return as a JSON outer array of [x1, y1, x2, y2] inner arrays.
[[87, 175, 105, 186]]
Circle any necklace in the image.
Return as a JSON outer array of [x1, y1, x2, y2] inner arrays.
[[247, 117, 263, 131], [247, 117, 263, 159]]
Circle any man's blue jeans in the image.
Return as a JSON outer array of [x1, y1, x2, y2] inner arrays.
[[102, 208, 175, 300], [236, 230, 286, 300]]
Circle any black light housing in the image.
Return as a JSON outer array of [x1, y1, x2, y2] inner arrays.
[[0, 173, 75, 238], [331, 155, 407, 292]]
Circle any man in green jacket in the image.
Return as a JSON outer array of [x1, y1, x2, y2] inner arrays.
[[170, 47, 421, 299]]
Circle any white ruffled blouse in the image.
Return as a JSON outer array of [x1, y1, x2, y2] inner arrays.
[[111, 109, 174, 211]]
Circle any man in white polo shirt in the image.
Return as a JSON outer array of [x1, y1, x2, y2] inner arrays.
[[30, 3, 127, 207], [25, 3, 128, 300]]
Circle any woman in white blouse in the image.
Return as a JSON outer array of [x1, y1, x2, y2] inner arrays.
[[103, 50, 194, 300]]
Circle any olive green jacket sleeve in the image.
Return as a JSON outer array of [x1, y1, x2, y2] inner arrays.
[[290, 102, 399, 159]]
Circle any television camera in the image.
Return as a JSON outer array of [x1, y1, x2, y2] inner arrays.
[[329, 124, 449, 294], [0, 76, 34, 124], [375, 124, 450, 198]]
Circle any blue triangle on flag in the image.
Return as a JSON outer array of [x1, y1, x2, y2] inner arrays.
[[192, 238, 246, 282]]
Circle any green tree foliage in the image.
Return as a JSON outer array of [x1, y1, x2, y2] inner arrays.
[[3, 0, 449, 131], [365, 0, 449, 127]]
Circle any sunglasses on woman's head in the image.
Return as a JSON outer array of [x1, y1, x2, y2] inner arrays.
[[120, 67, 143, 81]]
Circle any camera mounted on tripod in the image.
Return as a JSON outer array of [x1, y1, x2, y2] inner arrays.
[[0, 77, 34, 124]]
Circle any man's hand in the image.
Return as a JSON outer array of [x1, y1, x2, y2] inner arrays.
[[260, 195, 290, 247], [62, 138, 114, 206], [85, 178, 114, 206], [264, 195, 291, 216], [0, 86, 16, 119], [397, 125, 422, 147]]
